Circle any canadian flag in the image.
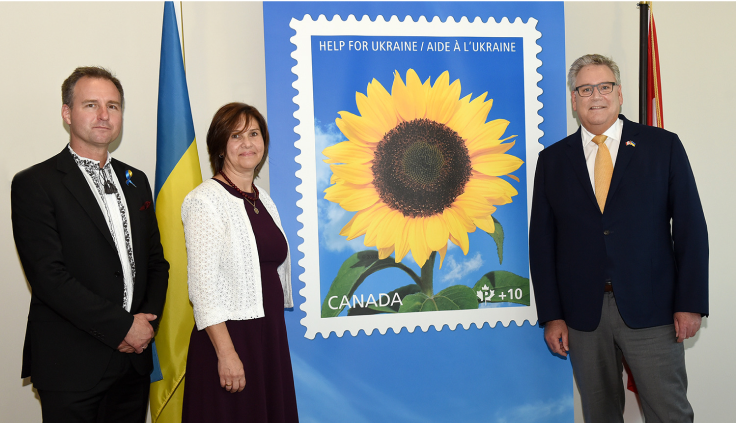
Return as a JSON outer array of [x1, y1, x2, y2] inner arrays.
[[647, 7, 664, 128]]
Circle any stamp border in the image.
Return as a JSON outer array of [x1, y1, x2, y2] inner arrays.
[[290, 14, 544, 339]]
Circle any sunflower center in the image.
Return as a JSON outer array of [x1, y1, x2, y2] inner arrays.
[[372, 118, 471, 218], [403, 142, 444, 185]]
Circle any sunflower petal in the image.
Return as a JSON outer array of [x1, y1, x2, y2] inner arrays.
[[323, 141, 375, 164], [464, 118, 510, 145], [437, 243, 448, 269], [394, 219, 412, 262], [409, 218, 431, 268], [472, 154, 524, 176], [376, 210, 403, 249], [330, 163, 374, 185], [467, 139, 516, 159], [324, 182, 357, 204], [364, 206, 391, 246], [426, 71, 462, 124], [339, 213, 358, 237], [346, 204, 382, 240], [378, 246, 395, 260], [364, 79, 399, 131], [336, 112, 382, 147], [473, 214, 497, 234], [448, 92, 492, 136], [463, 176, 518, 201], [339, 185, 380, 212], [443, 208, 471, 254], [425, 214, 450, 251], [393, 69, 427, 121], [356, 94, 395, 137], [453, 196, 497, 218]]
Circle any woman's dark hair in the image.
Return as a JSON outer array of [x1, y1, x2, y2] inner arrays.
[[207, 102, 269, 177]]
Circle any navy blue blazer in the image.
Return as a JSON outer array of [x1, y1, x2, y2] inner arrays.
[[529, 115, 708, 331]]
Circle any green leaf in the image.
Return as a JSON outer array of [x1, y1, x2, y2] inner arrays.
[[398, 285, 479, 313], [346, 304, 397, 316], [347, 284, 420, 316], [320, 251, 421, 318], [473, 270, 530, 306], [485, 217, 504, 264], [398, 292, 431, 313]]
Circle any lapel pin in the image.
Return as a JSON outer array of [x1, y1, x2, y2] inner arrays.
[[125, 170, 137, 187], [625, 140, 636, 147]]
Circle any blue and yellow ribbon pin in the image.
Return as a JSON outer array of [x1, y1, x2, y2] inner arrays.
[[125, 170, 137, 187]]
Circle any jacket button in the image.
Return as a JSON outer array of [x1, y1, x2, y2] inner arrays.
[[114, 270, 121, 277], [603, 230, 610, 235]]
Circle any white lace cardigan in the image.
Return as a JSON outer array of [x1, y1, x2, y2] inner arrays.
[[181, 179, 293, 330]]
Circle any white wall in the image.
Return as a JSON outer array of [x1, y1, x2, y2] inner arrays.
[[565, 2, 736, 421], [1, 2, 733, 422]]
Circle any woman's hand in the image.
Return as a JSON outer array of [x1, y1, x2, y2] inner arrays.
[[204, 322, 246, 393], [218, 350, 246, 393]]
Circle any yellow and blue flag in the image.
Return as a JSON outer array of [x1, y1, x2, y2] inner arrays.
[[149, 2, 202, 422]]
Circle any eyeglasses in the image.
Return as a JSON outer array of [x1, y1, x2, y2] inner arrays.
[[574, 82, 617, 97]]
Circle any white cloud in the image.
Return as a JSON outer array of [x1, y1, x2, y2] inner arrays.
[[440, 251, 484, 283], [314, 119, 345, 191], [494, 395, 574, 423], [319, 201, 369, 253]]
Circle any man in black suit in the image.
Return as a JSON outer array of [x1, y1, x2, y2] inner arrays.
[[530, 54, 708, 422], [11, 66, 169, 422]]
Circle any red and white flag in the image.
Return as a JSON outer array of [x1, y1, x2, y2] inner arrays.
[[647, 7, 664, 128]]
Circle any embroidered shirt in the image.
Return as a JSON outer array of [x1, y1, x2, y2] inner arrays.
[[68, 145, 135, 311]]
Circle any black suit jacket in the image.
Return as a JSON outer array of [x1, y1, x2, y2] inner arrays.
[[12, 147, 169, 391], [529, 115, 708, 331]]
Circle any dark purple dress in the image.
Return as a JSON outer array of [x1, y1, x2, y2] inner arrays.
[[182, 180, 298, 423]]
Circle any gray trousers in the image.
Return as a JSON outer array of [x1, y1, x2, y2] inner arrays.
[[568, 292, 693, 423]]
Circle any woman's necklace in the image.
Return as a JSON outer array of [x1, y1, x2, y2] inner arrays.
[[220, 170, 260, 214]]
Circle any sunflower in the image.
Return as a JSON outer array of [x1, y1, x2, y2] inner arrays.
[[323, 69, 523, 268]]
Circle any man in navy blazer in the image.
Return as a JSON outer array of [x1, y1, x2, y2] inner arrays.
[[11, 67, 169, 422], [530, 54, 708, 422]]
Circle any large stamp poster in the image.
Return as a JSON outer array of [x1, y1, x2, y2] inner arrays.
[[291, 16, 543, 339], [265, 3, 572, 421]]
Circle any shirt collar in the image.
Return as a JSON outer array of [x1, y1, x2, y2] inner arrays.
[[581, 118, 623, 148], [68, 144, 112, 170]]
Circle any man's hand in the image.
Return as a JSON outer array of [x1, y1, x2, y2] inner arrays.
[[544, 319, 570, 357], [123, 313, 157, 354], [674, 312, 702, 343], [117, 340, 135, 353]]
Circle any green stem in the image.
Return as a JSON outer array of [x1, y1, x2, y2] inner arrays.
[[420, 251, 437, 297], [357, 259, 422, 290]]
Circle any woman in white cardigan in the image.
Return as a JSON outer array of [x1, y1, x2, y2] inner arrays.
[[181, 103, 298, 422]]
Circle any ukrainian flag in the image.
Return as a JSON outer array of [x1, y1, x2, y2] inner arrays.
[[149, 2, 202, 422]]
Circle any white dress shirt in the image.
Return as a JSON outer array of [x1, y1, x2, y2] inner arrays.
[[581, 118, 624, 194]]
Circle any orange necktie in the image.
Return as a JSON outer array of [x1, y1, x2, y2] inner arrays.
[[592, 135, 612, 212]]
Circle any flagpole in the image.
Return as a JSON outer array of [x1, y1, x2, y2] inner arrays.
[[638, 1, 649, 124], [179, 1, 186, 69]]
